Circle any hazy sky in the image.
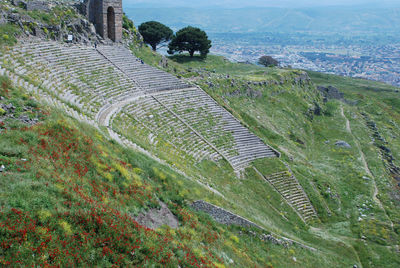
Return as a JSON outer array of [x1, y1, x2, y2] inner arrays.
[[124, 0, 400, 8]]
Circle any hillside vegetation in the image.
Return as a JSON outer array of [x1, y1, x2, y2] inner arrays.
[[0, 73, 352, 267], [130, 43, 400, 267], [0, 2, 399, 266]]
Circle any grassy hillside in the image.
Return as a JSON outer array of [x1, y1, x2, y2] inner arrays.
[[0, 10, 399, 265], [1, 73, 358, 267], [130, 43, 400, 267]]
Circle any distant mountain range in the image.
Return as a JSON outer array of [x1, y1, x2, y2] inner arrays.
[[124, 6, 400, 34], [124, 0, 400, 9]]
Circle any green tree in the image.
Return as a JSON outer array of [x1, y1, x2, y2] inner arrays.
[[168, 26, 211, 58], [138, 21, 173, 51], [258, 55, 279, 67]]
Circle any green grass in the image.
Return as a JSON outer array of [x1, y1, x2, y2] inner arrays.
[[169, 54, 288, 78], [164, 53, 400, 265], [0, 73, 370, 267], [1, 18, 399, 265], [25, 6, 77, 27], [253, 158, 287, 175], [120, 44, 400, 267], [0, 24, 20, 47]]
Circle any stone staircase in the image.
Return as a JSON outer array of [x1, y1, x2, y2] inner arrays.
[[259, 170, 317, 222], [363, 113, 400, 182]]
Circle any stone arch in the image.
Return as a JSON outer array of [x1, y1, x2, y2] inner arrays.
[[107, 6, 116, 41], [85, 0, 123, 42]]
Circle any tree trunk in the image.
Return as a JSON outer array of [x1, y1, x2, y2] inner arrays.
[[151, 44, 157, 51]]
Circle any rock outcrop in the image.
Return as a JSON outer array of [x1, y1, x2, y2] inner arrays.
[[317, 85, 344, 101], [363, 113, 400, 186], [2, 0, 101, 44], [134, 202, 179, 230], [335, 140, 352, 148]]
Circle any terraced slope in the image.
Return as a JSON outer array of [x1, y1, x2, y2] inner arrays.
[[0, 66, 96, 126], [0, 40, 278, 171]]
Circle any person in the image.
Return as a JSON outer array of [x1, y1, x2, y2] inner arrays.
[[141, 59, 144, 64], [94, 42, 97, 49]]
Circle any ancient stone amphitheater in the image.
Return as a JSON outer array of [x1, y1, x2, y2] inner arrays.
[[0, 40, 317, 222], [1, 40, 279, 169]]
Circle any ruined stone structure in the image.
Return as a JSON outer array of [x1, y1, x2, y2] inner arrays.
[[191, 200, 263, 229], [85, 0, 123, 42], [11, 0, 52, 11]]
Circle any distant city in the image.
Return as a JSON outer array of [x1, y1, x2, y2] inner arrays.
[[125, 5, 400, 87], [209, 33, 400, 87]]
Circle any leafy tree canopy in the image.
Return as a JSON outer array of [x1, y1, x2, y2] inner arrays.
[[138, 21, 173, 51], [258, 55, 279, 67], [168, 26, 212, 58]]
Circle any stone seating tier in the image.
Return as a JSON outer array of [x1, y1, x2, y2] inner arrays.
[[7, 41, 141, 118]]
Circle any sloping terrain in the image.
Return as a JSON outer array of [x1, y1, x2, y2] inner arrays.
[[0, 75, 278, 266], [0, 2, 399, 266], [0, 59, 356, 267], [2, 41, 399, 265], [175, 55, 400, 267]]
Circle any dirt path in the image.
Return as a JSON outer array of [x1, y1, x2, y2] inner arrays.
[[342, 107, 352, 133], [340, 106, 397, 243], [340, 107, 376, 193]]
